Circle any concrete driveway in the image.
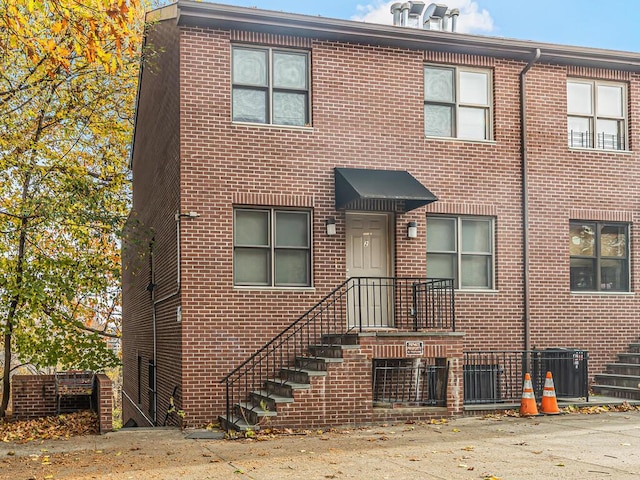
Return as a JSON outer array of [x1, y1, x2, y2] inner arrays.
[[1, 411, 639, 479]]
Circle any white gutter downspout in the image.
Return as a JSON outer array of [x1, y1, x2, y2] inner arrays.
[[520, 48, 541, 352]]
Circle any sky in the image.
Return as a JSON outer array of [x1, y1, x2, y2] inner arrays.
[[212, 0, 640, 53]]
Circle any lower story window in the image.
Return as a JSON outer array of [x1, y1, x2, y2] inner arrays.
[[426, 215, 494, 289], [570, 221, 629, 292], [234, 207, 311, 287]]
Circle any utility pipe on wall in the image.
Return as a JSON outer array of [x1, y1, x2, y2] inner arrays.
[[520, 48, 541, 353], [149, 211, 199, 425]]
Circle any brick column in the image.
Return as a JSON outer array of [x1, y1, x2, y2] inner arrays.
[[94, 374, 113, 434]]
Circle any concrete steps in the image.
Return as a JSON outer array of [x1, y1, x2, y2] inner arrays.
[[618, 353, 640, 364], [592, 340, 640, 400], [249, 390, 294, 411], [220, 335, 359, 432], [606, 363, 640, 376]]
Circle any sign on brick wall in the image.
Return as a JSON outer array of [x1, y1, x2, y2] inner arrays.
[[405, 340, 424, 356]]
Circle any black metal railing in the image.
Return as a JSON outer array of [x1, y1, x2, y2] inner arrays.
[[373, 358, 448, 406], [413, 278, 455, 331], [463, 349, 589, 405], [568, 130, 626, 150], [347, 277, 414, 330], [220, 277, 455, 429]]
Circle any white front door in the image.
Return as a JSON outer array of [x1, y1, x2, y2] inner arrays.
[[346, 213, 392, 328]]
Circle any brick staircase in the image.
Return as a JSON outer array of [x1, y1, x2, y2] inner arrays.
[[219, 334, 361, 432], [592, 341, 640, 400]]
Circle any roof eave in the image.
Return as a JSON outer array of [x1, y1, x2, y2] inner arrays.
[[174, 0, 640, 72]]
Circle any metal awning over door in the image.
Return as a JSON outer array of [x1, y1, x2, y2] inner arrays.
[[334, 168, 437, 212]]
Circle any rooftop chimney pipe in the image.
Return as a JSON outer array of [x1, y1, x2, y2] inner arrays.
[[390, 2, 403, 26], [407, 1, 426, 28], [449, 8, 460, 32], [401, 2, 411, 26], [423, 3, 449, 31]]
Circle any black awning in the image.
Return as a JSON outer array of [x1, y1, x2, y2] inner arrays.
[[334, 168, 437, 212]]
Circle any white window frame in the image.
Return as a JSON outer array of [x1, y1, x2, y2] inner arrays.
[[231, 45, 311, 127], [426, 215, 495, 290], [233, 207, 312, 287], [424, 65, 493, 141], [567, 78, 628, 150]]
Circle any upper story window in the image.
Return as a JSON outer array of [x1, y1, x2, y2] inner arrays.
[[232, 46, 310, 127], [424, 66, 492, 141], [570, 221, 629, 292], [426, 215, 495, 290], [234, 208, 311, 287], [567, 79, 627, 150]]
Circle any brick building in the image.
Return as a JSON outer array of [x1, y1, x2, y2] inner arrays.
[[122, 0, 640, 429]]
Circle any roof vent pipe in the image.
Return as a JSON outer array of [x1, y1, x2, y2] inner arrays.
[[449, 8, 460, 32], [401, 2, 411, 26], [423, 3, 448, 30], [390, 2, 403, 26], [408, 1, 426, 28]]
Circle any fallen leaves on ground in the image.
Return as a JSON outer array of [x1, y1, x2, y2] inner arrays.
[[502, 402, 640, 417], [0, 411, 98, 443], [563, 402, 640, 415], [230, 418, 452, 440]]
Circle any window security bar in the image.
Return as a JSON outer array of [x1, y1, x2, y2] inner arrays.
[[568, 131, 626, 150]]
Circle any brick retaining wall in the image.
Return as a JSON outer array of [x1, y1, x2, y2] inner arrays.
[[11, 374, 113, 434]]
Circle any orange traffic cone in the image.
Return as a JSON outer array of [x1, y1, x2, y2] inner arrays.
[[519, 372, 540, 416], [540, 371, 561, 415]]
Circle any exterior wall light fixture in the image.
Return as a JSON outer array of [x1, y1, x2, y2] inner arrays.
[[326, 217, 336, 236], [407, 221, 418, 238]]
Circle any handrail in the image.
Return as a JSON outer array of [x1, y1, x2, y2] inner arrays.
[[220, 276, 455, 430], [413, 278, 455, 331], [221, 277, 351, 384]]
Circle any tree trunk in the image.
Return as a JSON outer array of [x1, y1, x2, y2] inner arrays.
[[0, 83, 56, 417], [0, 323, 12, 417], [0, 182, 31, 418]]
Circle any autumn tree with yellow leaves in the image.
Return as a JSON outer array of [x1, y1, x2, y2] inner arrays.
[[0, 0, 145, 417]]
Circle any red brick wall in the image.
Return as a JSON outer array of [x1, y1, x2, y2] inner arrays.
[[126, 18, 640, 426], [359, 333, 465, 416], [12, 375, 57, 419], [122, 18, 183, 428], [12, 374, 113, 434], [267, 333, 464, 428], [94, 374, 113, 434], [176, 27, 527, 425], [525, 65, 640, 373]]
